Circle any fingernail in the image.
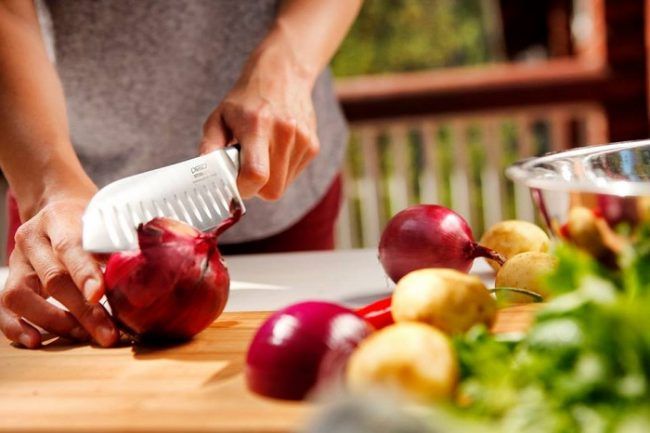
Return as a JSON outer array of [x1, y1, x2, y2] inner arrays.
[[96, 325, 117, 347], [83, 278, 102, 302], [18, 334, 34, 348], [70, 327, 90, 341]]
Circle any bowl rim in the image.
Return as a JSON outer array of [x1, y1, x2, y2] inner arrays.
[[506, 139, 650, 196]]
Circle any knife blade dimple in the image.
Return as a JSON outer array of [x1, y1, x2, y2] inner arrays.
[[162, 198, 179, 220], [173, 194, 193, 226], [207, 183, 227, 216], [140, 201, 154, 221], [193, 187, 213, 220], [114, 206, 135, 247], [202, 186, 220, 216], [125, 203, 140, 227], [212, 183, 229, 215], [133, 201, 147, 224], [152, 200, 165, 218], [181, 192, 202, 225], [185, 190, 205, 224], [102, 208, 123, 249], [224, 182, 239, 204]]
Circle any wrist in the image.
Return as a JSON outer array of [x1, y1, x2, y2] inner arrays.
[[245, 23, 318, 90], [12, 158, 96, 221]]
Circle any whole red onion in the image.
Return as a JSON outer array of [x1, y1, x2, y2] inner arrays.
[[246, 301, 373, 400], [379, 205, 504, 283], [104, 211, 240, 342], [595, 194, 638, 228]]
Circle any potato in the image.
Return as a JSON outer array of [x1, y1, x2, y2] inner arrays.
[[565, 206, 625, 257], [480, 220, 550, 271], [637, 196, 650, 223], [346, 322, 458, 400], [392, 268, 496, 335], [566, 206, 607, 257], [494, 252, 558, 298]]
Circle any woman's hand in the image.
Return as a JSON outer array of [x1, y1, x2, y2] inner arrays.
[[199, 0, 362, 200], [0, 193, 119, 349], [200, 37, 320, 200], [0, 1, 118, 348]]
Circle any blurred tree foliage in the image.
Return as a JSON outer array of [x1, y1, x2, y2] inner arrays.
[[332, 0, 494, 77]]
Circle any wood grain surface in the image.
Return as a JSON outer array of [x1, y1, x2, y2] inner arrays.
[[0, 305, 538, 433]]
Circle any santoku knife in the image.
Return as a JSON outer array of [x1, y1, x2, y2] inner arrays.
[[82, 147, 244, 253]]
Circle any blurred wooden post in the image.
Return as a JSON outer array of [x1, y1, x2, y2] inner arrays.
[[600, 0, 650, 141], [418, 122, 442, 205], [498, 0, 573, 59], [450, 122, 472, 224], [482, 119, 504, 228], [337, 148, 356, 249], [387, 126, 410, 214], [358, 127, 383, 246]]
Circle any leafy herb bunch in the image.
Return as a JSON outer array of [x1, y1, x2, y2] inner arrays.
[[453, 227, 650, 433]]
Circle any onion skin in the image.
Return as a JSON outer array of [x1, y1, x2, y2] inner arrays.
[[379, 205, 504, 283], [105, 210, 240, 343], [246, 301, 373, 401]]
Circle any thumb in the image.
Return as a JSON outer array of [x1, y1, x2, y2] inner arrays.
[[200, 110, 231, 155]]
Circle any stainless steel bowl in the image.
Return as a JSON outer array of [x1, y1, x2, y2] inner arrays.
[[507, 139, 650, 246]]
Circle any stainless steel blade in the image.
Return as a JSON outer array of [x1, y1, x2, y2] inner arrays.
[[82, 147, 244, 252]]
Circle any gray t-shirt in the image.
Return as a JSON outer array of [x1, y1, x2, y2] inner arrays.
[[39, 0, 348, 243]]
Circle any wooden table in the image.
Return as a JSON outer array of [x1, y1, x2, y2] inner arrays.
[[0, 250, 530, 433], [0, 312, 311, 433]]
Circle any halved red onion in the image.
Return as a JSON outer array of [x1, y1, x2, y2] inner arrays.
[[246, 301, 373, 400]]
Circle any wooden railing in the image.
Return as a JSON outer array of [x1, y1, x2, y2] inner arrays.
[[334, 101, 607, 249], [333, 59, 613, 248], [336, 59, 610, 122]]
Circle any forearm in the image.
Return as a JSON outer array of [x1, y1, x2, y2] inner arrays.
[[204, 0, 362, 198], [0, 1, 94, 220], [245, 0, 362, 88]]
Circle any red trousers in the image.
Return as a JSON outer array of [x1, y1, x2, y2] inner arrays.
[[5, 176, 342, 262], [220, 176, 342, 255]]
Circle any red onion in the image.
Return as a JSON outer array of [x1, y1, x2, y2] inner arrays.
[[378, 205, 504, 283], [246, 301, 373, 400], [595, 194, 638, 227], [104, 210, 240, 343]]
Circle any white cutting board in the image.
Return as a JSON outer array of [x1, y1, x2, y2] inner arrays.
[[0, 249, 495, 312]]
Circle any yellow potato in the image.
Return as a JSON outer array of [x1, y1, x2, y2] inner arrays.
[[494, 252, 558, 298], [480, 220, 550, 271], [565, 205, 623, 258], [346, 322, 457, 401], [637, 196, 650, 223], [392, 268, 496, 335], [566, 206, 606, 255]]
